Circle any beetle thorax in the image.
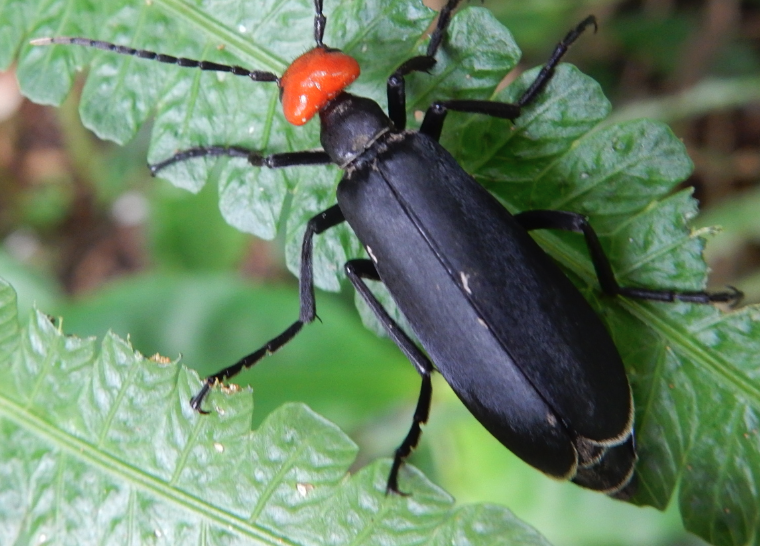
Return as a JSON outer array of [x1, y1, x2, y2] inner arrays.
[[319, 93, 394, 167]]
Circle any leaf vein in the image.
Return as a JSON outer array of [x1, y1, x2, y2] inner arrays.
[[154, 0, 287, 72], [248, 438, 311, 523], [0, 393, 294, 546], [96, 351, 142, 448], [169, 408, 206, 486]]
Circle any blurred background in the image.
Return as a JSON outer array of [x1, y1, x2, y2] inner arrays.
[[0, 0, 759, 545]]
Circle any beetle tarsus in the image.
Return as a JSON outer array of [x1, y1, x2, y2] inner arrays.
[[385, 457, 410, 497], [514, 209, 745, 309], [189, 381, 212, 414], [516, 14, 597, 109]]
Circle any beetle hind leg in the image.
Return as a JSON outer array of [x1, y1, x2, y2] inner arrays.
[[345, 259, 434, 495], [515, 209, 743, 305]]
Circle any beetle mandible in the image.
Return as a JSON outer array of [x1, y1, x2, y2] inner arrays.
[[32, 0, 742, 499]]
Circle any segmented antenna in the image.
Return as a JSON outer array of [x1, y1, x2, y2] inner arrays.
[[313, 0, 326, 47], [30, 37, 279, 82]]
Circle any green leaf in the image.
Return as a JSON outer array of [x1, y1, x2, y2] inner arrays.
[[55, 272, 420, 431], [0, 277, 551, 545], [6, 0, 760, 544]]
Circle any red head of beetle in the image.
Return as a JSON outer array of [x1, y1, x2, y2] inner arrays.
[[279, 47, 361, 126]]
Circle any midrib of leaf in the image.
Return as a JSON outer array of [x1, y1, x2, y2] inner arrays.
[[153, 0, 289, 72], [624, 303, 760, 403], [0, 393, 297, 546]]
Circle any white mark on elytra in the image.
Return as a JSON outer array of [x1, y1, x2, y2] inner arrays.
[[367, 246, 378, 263], [460, 272, 472, 295]]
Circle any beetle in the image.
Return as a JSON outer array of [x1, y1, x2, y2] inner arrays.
[[33, 0, 741, 499]]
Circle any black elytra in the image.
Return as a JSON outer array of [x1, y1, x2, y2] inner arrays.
[[33, 0, 742, 499]]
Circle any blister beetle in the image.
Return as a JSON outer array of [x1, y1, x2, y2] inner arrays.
[[32, 0, 741, 499]]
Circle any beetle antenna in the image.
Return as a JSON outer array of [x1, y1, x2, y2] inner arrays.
[[29, 37, 280, 82], [313, 0, 326, 47]]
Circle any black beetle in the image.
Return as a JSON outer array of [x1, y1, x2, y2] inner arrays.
[[32, 0, 741, 499]]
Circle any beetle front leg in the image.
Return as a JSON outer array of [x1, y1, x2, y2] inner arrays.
[[190, 204, 345, 413], [515, 209, 743, 305], [386, 0, 463, 129], [420, 100, 521, 142], [345, 259, 434, 495], [149, 147, 332, 175]]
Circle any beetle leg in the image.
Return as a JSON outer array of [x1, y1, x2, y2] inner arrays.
[[419, 100, 521, 141], [386, 0, 464, 129], [149, 147, 332, 176], [418, 15, 596, 141], [189, 204, 345, 413], [345, 259, 434, 495], [515, 15, 597, 109], [514, 209, 743, 305]]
